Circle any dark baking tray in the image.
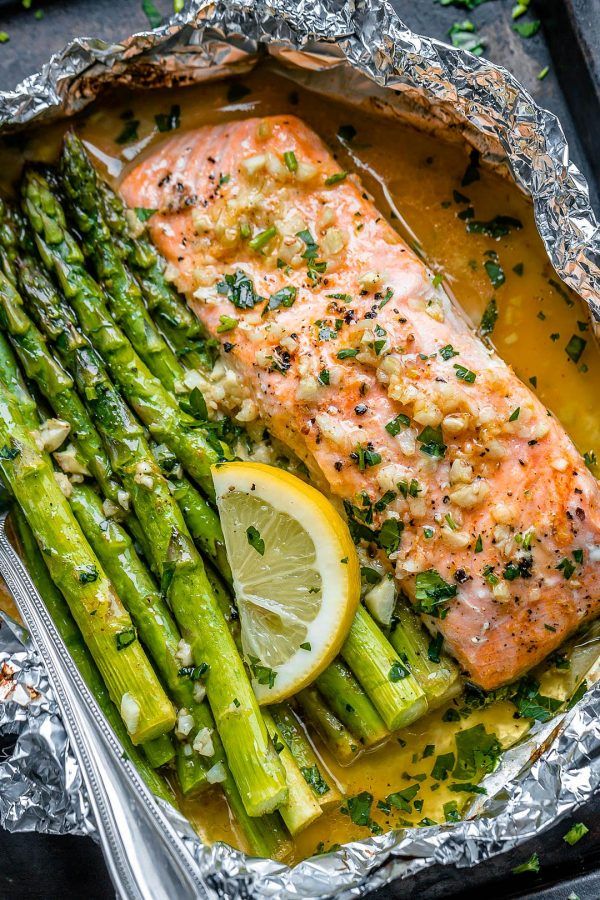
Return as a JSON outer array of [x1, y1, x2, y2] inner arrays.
[[0, 1, 598, 898]]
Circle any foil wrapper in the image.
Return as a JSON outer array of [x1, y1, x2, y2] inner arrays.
[[1, 1, 599, 896]]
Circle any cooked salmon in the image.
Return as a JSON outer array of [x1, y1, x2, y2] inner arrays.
[[121, 115, 600, 690]]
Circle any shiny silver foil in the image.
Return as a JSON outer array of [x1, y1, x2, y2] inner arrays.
[[1, 1, 599, 896]]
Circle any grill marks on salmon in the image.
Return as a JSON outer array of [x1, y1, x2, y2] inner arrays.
[[121, 115, 600, 690]]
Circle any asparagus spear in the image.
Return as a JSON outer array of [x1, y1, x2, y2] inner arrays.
[[315, 659, 388, 748], [68, 481, 209, 796], [388, 601, 462, 709], [11, 505, 175, 804], [22, 169, 220, 497], [0, 266, 122, 504], [0, 381, 175, 744], [262, 710, 322, 835], [296, 687, 360, 767], [270, 704, 341, 810], [0, 197, 19, 284], [59, 134, 189, 398]]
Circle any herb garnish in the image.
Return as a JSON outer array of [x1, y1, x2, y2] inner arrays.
[[414, 570, 457, 618], [512, 853, 540, 875], [263, 285, 297, 314], [116, 627, 136, 651], [301, 765, 329, 795], [479, 298, 498, 337], [565, 334, 586, 364], [178, 663, 209, 681], [385, 413, 411, 436], [417, 425, 446, 458], [247, 655, 277, 689], [466, 215, 522, 238], [246, 525, 265, 556], [77, 565, 99, 584], [116, 118, 140, 145], [155, 104, 180, 132], [454, 363, 477, 383], [217, 270, 263, 309], [484, 258, 505, 288]]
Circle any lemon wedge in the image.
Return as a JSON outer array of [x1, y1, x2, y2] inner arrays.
[[212, 462, 360, 704]]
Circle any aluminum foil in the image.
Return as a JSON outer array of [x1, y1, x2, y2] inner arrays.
[[1, 1, 600, 896]]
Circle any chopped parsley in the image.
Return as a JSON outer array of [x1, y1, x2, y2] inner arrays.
[[431, 752, 455, 781], [512, 678, 561, 722], [379, 519, 403, 555], [387, 783, 420, 813], [188, 386, 208, 421], [513, 262, 524, 276], [134, 207, 156, 222], [483, 258, 505, 288], [345, 791, 374, 826], [77, 565, 99, 584], [115, 118, 140, 145], [246, 525, 265, 556], [389, 660, 410, 682], [428, 632, 443, 663], [474, 534, 483, 553], [565, 334, 586, 364], [479, 298, 498, 337], [556, 557, 576, 580], [417, 425, 446, 458], [299, 641, 312, 651], [439, 344, 459, 360], [466, 215, 522, 238], [0, 445, 19, 460], [414, 569, 457, 618], [352, 443, 382, 471], [461, 149, 480, 187], [116, 627, 136, 651], [337, 348, 359, 359], [247, 655, 277, 689], [397, 478, 420, 498], [178, 663, 209, 681], [453, 363, 477, 383], [217, 270, 263, 309], [264, 285, 297, 314], [154, 104, 180, 132], [301, 765, 329, 795], [385, 413, 411, 436], [509, 406, 520, 422], [454, 723, 501, 780], [318, 369, 330, 385]]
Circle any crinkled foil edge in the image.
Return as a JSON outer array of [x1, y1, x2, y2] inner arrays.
[[0, 1, 599, 897]]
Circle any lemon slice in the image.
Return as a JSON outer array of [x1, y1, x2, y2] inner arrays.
[[212, 462, 360, 703]]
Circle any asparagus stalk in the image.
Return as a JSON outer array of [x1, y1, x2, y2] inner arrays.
[[59, 134, 188, 398], [151, 441, 230, 582], [0, 329, 175, 769], [270, 703, 341, 810], [262, 710, 322, 835], [296, 687, 360, 767], [341, 605, 427, 732], [22, 169, 220, 498], [68, 482, 209, 796], [0, 197, 19, 284], [12, 262, 287, 817], [11, 506, 175, 804], [0, 382, 175, 744], [96, 178, 210, 368], [315, 659, 388, 748], [389, 601, 462, 709], [0, 266, 122, 504]]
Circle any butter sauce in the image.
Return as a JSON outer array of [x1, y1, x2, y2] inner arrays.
[[0, 64, 598, 863]]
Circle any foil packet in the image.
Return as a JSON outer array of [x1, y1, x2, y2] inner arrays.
[[1, 1, 599, 896]]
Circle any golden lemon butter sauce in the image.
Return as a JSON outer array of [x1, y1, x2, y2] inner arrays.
[[0, 66, 598, 862]]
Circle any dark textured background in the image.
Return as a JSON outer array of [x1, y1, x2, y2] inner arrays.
[[0, 1, 598, 898]]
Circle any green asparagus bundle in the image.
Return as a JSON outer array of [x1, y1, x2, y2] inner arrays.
[[0, 265, 122, 504], [0, 380, 175, 745], [22, 169, 220, 498], [0, 322, 291, 854], [11, 506, 175, 805], [10, 226, 288, 821]]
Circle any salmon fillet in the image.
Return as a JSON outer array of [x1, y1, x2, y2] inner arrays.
[[121, 115, 600, 690]]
